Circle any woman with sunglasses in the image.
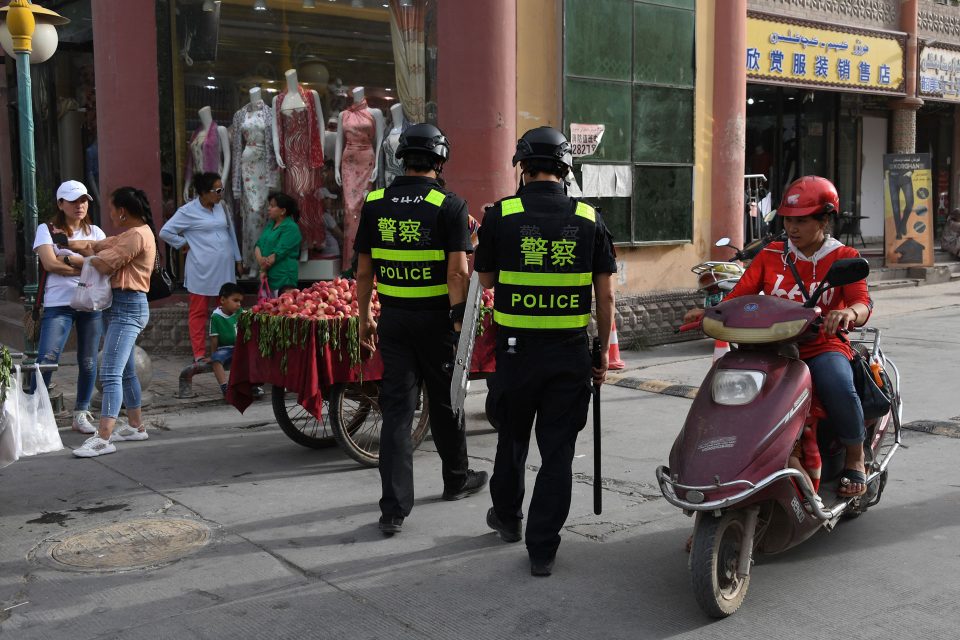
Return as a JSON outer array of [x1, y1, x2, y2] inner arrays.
[[160, 171, 242, 362]]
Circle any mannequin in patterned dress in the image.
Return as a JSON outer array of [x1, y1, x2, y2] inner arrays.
[[272, 69, 326, 252], [335, 87, 384, 271], [231, 87, 279, 276]]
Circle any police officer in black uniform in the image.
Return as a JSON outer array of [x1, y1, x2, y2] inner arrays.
[[474, 126, 617, 576], [355, 123, 488, 535]]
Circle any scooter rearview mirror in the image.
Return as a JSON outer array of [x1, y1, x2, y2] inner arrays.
[[805, 258, 870, 307], [715, 237, 731, 248], [824, 257, 870, 287]]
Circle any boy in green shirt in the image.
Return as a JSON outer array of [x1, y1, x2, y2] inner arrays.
[[209, 282, 244, 395]]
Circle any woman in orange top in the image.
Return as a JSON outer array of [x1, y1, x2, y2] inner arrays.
[[69, 187, 157, 458]]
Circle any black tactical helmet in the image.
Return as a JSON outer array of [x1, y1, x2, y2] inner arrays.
[[512, 126, 573, 170], [396, 123, 450, 162]]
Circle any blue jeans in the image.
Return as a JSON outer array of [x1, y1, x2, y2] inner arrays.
[[805, 351, 865, 445], [31, 306, 103, 411], [210, 346, 234, 366], [100, 290, 149, 419]]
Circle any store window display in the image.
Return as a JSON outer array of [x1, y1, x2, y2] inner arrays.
[[184, 106, 231, 202], [273, 68, 327, 254], [164, 0, 440, 279], [335, 86, 384, 272], [231, 87, 280, 278]]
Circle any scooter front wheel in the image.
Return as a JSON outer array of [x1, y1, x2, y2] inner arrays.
[[690, 511, 751, 617]]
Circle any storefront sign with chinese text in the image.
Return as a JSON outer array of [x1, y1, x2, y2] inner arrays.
[[918, 44, 960, 102], [884, 154, 933, 267], [746, 12, 905, 95]]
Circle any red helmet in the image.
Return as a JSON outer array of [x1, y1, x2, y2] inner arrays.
[[778, 176, 839, 217]]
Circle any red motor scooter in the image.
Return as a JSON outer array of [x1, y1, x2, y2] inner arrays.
[[656, 258, 902, 618]]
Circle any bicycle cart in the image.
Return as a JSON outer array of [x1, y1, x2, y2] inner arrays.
[[228, 312, 497, 467]]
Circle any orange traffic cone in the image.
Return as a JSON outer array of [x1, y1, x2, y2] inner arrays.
[[608, 320, 626, 370], [713, 340, 730, 362]]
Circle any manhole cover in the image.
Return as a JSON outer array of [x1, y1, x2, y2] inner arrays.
[[47, 517, 211, 572]]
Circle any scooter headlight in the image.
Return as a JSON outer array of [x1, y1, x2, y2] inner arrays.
[[712, 370, 765, 405]]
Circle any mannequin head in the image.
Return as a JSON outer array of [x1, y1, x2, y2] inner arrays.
[[285, 69, 299, 90], [352, 86, 365, 103], [389, 103, 404, 129], [110, 187, 154, 230], [249, 87, 263, 106], [198, 106, 213, 127]]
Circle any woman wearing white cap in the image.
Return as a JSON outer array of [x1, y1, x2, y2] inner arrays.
[[31, 180, 106, 434]]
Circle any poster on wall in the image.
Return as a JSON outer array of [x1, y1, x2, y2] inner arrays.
[[570, 124, 605, 158], [883, 153, 933, 267]]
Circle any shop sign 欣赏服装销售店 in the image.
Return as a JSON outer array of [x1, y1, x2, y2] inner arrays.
[[745, 12, 905, 95]]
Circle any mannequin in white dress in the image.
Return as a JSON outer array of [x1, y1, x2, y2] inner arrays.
[[184, 106, 231, 202]]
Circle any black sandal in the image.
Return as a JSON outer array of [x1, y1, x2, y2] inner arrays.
[[838, 468, 868, 497]]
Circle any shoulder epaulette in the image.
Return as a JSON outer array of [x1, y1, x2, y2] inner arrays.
[[500, 197, 525, 216], [574, 201, 596, 222]]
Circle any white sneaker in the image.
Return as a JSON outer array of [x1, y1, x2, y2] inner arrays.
[[72, 410, 97, 434], [109, 424, 148, 442], [73, 436, 117, 458]]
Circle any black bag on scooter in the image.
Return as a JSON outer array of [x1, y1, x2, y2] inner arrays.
[[850, 350, 892, 421]]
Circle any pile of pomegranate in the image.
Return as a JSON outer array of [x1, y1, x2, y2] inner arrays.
[[250, 278, 380, 320]]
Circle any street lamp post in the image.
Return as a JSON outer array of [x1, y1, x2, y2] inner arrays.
[[0, 1, 68, 353]]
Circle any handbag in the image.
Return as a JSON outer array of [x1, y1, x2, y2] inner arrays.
[[257, 275, 273, 303], [148, 246, 173, 302], [850, 348, 892, 421], [70, 256, 113, 312], [18, 364, 63, 456]]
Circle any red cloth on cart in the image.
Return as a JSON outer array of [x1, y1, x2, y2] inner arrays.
[[227, 334, 315, 418], [227, 314, 497, 420]]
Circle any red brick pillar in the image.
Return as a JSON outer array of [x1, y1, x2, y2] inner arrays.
[[92, 0, 163, 235], [710, 0, 747, 259], [437, 1, 517, 220], [890, 0, 922, 153]]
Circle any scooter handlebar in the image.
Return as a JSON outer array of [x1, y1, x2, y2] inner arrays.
[[677, 320, 702, 333]]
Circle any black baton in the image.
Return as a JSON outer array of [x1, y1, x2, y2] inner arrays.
[[591, 337, 602, 515]]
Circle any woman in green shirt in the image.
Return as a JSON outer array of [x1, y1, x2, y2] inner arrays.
[[256, 192, 303, 293]]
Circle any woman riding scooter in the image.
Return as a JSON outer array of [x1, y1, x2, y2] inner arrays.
[[684, 176, 873, 496]]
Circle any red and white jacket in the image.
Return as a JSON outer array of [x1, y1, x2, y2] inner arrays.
[[725, 238, 872, 360]]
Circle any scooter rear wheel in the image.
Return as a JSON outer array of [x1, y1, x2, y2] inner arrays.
[[690, 511, 751, 617]]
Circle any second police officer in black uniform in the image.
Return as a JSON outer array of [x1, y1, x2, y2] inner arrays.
[[474, 126, 617, 576], [355, 123, 488, 536]]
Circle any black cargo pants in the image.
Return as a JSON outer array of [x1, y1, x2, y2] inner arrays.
[[377, 306, 468, 518], [488, 330, 592, 562]]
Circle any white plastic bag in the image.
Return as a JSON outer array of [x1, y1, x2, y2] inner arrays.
[[70, 256, 112, 312], [0, 367, 22, 469], [18, 364, 63, 456]]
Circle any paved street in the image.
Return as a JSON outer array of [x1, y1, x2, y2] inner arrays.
[[2, 282, 960, 639]]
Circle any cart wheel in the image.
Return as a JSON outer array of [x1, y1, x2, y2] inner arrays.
[[329, 381, 430, 467], [271, 385, 336, 449]]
